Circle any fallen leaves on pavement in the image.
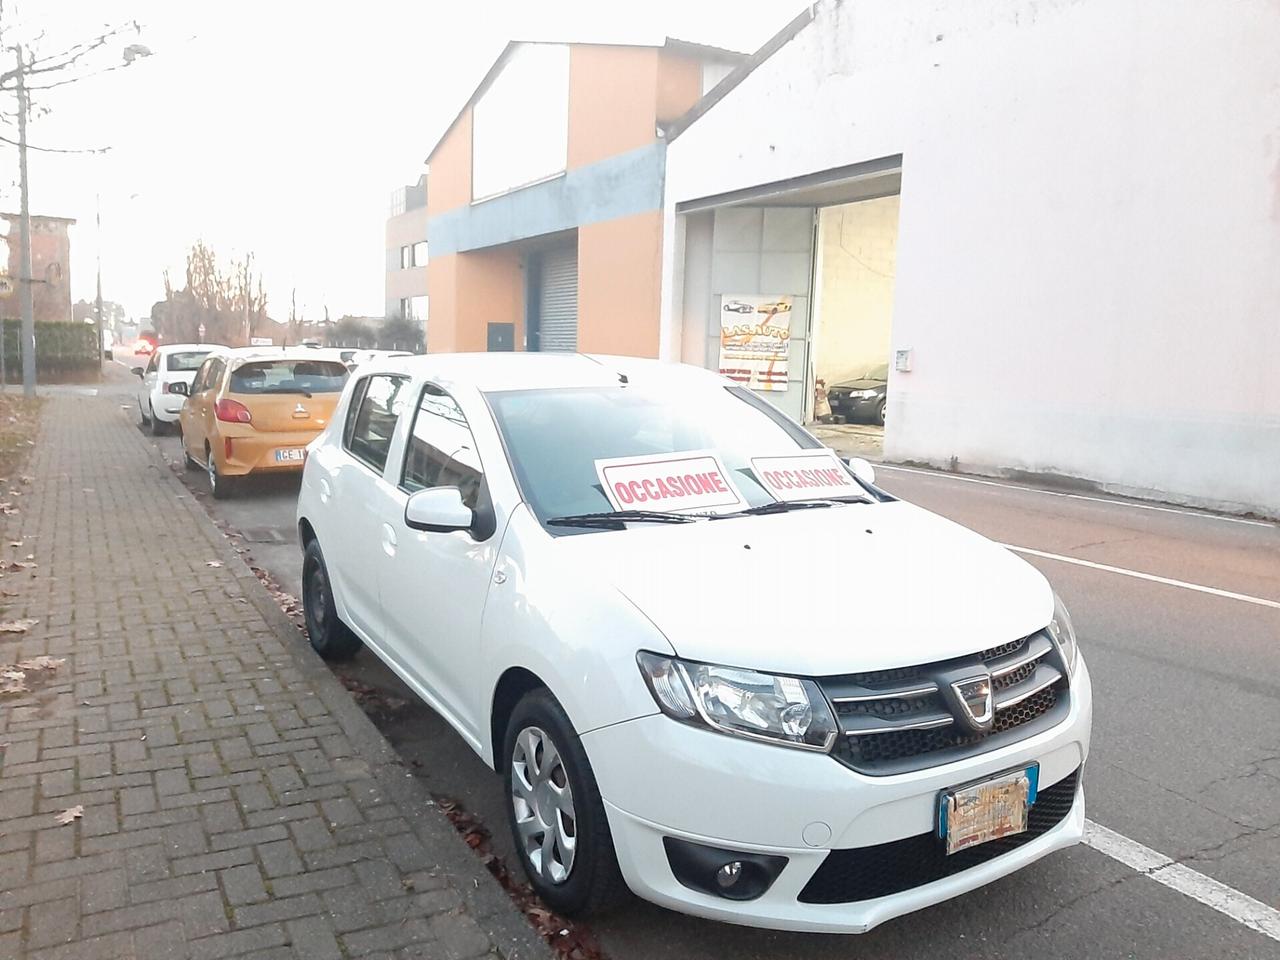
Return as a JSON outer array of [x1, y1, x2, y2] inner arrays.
[[0, 560, 36, 572], [54, 805, 83, 826], [0, 654, 63, 695], [436, 796, 606, 960], [0, 619, 38, 633], [205, 560, 223, 568]]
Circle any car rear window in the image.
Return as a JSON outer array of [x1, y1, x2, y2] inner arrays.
[[229, 360, 348, 395], [166, 351, 210, 372]]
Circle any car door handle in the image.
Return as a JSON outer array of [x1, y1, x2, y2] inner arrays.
[[380, 522, 397, 557]]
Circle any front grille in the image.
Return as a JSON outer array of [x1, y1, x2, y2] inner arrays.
[[798, 768, 1081, 904], [821, 632, 1070, 775]]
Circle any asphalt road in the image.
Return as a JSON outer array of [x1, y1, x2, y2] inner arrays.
[[108, 352, 1280, 959]]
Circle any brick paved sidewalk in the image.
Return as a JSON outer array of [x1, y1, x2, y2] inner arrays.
[[0, 394, 551, 960]]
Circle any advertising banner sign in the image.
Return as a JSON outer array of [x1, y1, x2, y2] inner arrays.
[[718, 295, 792, 392], [595, 451, 745, 514], [750, 451, 862, 502]]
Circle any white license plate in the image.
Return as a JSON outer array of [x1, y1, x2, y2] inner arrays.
[[939, 764, 1038, 855], [274, 448, 306, 463]]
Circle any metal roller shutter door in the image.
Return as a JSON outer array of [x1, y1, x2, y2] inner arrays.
[[538, 248, 578, 352]]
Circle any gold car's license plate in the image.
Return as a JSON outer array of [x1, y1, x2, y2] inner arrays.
[[274, 448, 306, 463], [939, 764, 1038, 855]]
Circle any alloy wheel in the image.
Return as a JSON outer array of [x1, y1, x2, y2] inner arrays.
[[511, 725, 577, 885], [206, 452, 218, 495], [305, 561, 327, 634]]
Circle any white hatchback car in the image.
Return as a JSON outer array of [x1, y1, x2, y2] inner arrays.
[[296, 353, 1091, 933], [133, 343, 216, 435]]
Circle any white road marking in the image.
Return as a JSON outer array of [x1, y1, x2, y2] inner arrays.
[[877, 464, 1274, 528], [1085, 820, 1280, 942], [1003, 544, 1280, 610]]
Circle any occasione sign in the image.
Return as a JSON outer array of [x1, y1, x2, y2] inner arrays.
[[749, 451, 862, 502], [595, 451, 745, 513]]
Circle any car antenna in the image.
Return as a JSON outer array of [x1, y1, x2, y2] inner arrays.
[[617, 372, 628, 385]]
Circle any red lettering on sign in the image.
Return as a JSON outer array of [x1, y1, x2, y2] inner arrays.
[[668, 475, 688, 497], [628, 480, 645, 502], [641, 479, 659, 500], [655, 477, 674, 498], [614, 481, 635, 504]]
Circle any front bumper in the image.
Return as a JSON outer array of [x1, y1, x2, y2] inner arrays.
[[583, 656, 1091, 932]]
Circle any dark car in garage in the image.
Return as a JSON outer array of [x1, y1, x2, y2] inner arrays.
[[827, 362, 888, 426]]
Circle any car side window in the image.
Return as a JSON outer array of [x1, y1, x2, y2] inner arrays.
[[201, 359, 224, 394], [190, 359, 212, 394], [401, 384, 484, 509], [145, 353, 160, 376], [344, 374, 409, 474]]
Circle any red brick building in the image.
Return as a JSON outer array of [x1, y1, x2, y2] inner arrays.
[[1, 213, 76, 324]]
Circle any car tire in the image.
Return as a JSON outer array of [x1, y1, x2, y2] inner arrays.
[[503, 689, 627, 918], [876, 399, 886, 427], [206, 446, 236, 500], [181, 431, 200, 471], [139, 400, 150, 427], [301, 539, 362, 660], [149, 404, 166, 436]]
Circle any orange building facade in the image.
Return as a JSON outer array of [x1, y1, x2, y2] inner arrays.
[[424, 40, 741, 357]]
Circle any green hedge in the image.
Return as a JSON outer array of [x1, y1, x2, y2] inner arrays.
[[0, 321, 99, 378]]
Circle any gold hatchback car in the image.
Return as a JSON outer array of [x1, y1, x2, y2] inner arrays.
[[175, 348, 349, 498]]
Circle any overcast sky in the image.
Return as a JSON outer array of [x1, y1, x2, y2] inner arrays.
[[0, 0, 800, 323]]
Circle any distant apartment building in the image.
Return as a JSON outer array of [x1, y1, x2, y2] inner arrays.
[[385, 174, 428, 324], [1, 213, 76, 324], [424, 39, 743, 354]]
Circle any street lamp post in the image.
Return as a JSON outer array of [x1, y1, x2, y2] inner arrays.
[[13, 44, 36, 397]]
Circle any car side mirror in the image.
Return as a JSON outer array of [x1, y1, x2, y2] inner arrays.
[[131, 367, 144, 378], [844, 457, 876, 485], [404, 487, 473, 533], [168, 381, 189, 396]]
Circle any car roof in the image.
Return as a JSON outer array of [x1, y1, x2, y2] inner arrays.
[[155, 343, 214, 353], [353, 352, 729, 393], [201, 346, 351, 365]]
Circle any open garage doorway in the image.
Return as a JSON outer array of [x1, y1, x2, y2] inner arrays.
[[809, 194, 900, 461]]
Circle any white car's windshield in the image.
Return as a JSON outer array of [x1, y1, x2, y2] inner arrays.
[[487, 383, 857, 523]]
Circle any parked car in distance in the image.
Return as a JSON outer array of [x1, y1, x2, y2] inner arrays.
[[296, 353, 1090, 933], [827, 361, 888, 426], [176, 347, 349, 498], [132, 343, 216, 436]]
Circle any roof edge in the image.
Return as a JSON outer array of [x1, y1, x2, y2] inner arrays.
[[663, 4, 819, 143]]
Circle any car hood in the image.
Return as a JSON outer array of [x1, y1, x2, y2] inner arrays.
[[555, 501, 1052, 676], [831, 378, 886, 391]]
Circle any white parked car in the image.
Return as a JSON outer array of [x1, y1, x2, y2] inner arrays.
[[132, 343, 217, 435], [296, 354, 1091, 933]]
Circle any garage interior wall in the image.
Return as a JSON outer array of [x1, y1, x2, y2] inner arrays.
[[813, 196, 899, 385], [701, 206, 815, 423]]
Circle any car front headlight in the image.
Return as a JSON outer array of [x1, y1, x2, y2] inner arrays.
[[636, 652, 838, 752], [1045, 593, 1079, 675]]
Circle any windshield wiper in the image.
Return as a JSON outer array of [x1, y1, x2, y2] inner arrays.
[[546, 510, 697, 529], [711, 496, 871, 519]]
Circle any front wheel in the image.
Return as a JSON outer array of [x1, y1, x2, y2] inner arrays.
[[301, 539, 362, 660], [876, 399, 886, 427], [504, 689, 627, 917], [149, 404, 166, 436]]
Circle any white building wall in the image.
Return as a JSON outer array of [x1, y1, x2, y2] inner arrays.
[[661, 0, 1280, 516]]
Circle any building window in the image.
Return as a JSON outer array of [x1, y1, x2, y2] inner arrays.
[[400, 246, 412, 269], [411, 241, 427, 267]]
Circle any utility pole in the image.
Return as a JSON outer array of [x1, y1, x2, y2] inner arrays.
[[14, 44, 36, 397], [95, 194, 104, 378]]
